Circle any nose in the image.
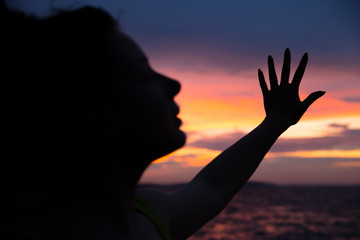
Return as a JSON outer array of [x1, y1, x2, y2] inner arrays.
[[159, 74, 181, 98]]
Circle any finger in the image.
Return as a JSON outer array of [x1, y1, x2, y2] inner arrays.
[[303, 91, 325, 109], [292, 52, 308, 87], [280, 48, 291, 86], [258, 69, 269, 95], [268, 55, 278, 90]]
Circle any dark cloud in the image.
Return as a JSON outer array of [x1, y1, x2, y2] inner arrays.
[[148, 154, 198, 170], [9, 0, 360, 74], [147, 158, 182, 170], [120, 0, 360, 74], [188, 124, 360, 152], [167, 154, 197, 162], [341, 96, 360, 103], [271, 125, 360, 152], [262, 157, 360, 168]]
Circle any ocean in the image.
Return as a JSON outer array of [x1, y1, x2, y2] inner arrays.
[[140, 183, 360, 240]]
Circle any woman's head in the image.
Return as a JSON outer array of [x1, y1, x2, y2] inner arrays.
[[0, 1, 122, 216], [1, 3, 119, 147], [2, 1, 185, 154], [1, 1, 185, 214]]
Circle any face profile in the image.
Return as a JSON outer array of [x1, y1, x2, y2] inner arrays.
[[105, 30, 186, 161]]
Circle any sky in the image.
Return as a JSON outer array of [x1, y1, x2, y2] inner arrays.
[[8, 0, 360, 185]]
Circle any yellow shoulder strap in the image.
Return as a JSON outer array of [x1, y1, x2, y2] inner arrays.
[[135, 196, 173, 240]]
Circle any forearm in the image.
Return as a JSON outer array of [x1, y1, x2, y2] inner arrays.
[[192, 117, 288, 202]]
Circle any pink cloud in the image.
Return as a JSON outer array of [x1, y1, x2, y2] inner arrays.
[[188, 124, 360, 152]]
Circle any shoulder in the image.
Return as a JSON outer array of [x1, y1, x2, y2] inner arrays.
[[136, 187, 173, 221], [135, 188, 174, 240]]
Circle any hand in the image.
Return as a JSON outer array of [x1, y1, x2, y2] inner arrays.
[[258, 48, 325, 127]]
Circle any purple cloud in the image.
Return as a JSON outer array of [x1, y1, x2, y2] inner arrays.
[[342, 96, 360, 103], [188, 131, 246, 151], [188, 124, 360, 152]]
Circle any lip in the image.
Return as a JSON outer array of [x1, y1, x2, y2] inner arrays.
[[175, 117, 182, 127], [172, 102, 181, 126], [173, 103, 180, 116]]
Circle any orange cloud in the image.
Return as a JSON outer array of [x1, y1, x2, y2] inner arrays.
[[268, 150, 360, 159], [163, 66, 360, 136], [144, 63, 360, 185], [159, 147, 221, 167], [180, 97, 263, 132]]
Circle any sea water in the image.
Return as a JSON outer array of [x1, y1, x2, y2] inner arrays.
[[189, 184, 360, 240], [140, 183, 360, 240]]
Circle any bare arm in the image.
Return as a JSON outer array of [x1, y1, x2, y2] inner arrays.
[[146, 49, 325, 239], [188, 49, 325, 201]]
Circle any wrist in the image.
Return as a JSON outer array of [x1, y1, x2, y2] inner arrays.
[[262, 116, 290, 134]]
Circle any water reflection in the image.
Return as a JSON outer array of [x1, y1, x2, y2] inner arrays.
[[189, 184, 360, 240]]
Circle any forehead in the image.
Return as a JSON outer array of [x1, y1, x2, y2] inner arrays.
[[108, 30, 147, 67]]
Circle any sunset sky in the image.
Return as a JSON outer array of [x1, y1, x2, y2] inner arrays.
[[10, 0, 360, 185]]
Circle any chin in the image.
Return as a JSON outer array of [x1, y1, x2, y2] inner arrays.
[[152, 130, 187, 160], [167, 130, 187, 153], [173, 130, 187, 149]]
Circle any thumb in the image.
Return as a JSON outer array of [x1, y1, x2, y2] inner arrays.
[[303, 91, 325, 109]]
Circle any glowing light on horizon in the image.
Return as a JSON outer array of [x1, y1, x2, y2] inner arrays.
[[267, 150, 360, 159], [334, 161, 360, 168], [153, 147, 221, 167]]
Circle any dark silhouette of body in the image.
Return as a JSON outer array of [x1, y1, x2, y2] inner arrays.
[[0, 1, 325, 239]]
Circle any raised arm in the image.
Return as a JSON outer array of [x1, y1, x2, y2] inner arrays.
[[163, 49, 325, 239]]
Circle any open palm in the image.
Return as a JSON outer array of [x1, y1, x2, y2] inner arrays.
[[258, 49, 325, 127]]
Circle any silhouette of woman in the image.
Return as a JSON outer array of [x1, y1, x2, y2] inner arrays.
[[0, 1, 325, 239]]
